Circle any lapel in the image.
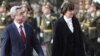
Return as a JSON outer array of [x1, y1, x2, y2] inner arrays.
[[24, 23, 29, 43], [12, 23, 25, 47], [23, 23, 30, 48], [72, 17, 77, 33]]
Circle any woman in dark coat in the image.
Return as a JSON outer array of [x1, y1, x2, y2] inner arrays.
[[52, 1, 85, 56]]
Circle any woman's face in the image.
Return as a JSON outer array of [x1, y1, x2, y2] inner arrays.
[[0, 6, 6, 13], [89, 5, 96, 13], [64, 10, 74, 18], [42, 6, 51, 15]]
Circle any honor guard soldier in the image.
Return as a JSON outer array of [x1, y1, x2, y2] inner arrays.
[[82, 2, 100, 56], [0, 1, 7, 26], [40, 2, 57, 56], [0, 1, 6, 48], [76, 2, 86, 23]]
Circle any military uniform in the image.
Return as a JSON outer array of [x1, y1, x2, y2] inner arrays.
[[40, 14, 57, 56], [0, 13, 6, 48], [3, 14, 13, 26], [82, 11, 100, 56]]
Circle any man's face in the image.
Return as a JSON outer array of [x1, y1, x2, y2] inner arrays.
[[14, 9, 26, 24]]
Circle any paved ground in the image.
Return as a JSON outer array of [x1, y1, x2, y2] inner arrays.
[[0, 48, 1, 56]]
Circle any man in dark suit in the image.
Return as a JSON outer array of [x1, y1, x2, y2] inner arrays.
[[1, 6, 44, 56], [52, 1, 85, 56]]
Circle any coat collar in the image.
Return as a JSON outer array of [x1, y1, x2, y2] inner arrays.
[[60, 16, 76, 34]]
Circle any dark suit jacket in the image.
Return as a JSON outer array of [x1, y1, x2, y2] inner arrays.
[[32, 17, 42, 33], [52, 16, 85, 56], [1, 23, 44, 56]]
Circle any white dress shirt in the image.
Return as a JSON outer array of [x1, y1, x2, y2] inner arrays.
[[14, 21, 26, 37], [36, 16, 41, 27], [64, 16, 74, 33]]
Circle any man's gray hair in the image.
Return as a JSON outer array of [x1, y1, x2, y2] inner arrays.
[[10, 6, 21, 16]]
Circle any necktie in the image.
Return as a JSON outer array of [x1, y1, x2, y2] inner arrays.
[[20, 25, 26, 45]]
